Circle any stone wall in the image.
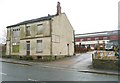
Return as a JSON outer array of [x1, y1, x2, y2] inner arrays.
[[52, 13, 74, 56], [92, 54, 120, 70]]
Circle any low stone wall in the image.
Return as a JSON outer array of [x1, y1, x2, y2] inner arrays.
[[92, 53, 120, 70], [30, 55, 66, 61], [2, 55, 68, 62], [92, 59, 120, 70]]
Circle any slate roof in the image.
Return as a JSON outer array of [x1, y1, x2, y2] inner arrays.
[[7, 15, 56, 28]]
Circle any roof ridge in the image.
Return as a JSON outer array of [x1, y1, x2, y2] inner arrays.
[[6, 14, 56, 28]]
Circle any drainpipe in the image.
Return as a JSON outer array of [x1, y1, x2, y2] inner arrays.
[[49, 17, 53, 56], [73, 30, 75, 56], [9, 27, 11, 55], [67, 44, 69, 56]]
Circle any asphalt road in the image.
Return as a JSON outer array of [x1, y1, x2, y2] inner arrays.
[[0, 51, 119, 81]]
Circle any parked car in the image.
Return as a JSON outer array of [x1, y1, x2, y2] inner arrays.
[[105, 43, 114, 51]]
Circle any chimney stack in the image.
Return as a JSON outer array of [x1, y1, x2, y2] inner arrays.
[[56, 2, 61, 15]]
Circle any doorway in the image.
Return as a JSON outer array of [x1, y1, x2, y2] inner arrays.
[[26, 41, 30, 55]]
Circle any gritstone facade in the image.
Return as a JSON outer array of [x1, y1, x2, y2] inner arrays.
[[6, 2, 75, 60]]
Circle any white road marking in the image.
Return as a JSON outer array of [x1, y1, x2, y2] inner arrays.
[[43, 65, 66, 69], [42, 65, 76, 72], [28, 78, 38, 81], [0, 72, 7, 75]]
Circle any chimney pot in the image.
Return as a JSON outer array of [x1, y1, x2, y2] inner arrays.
[[56, 2, 61, 15]]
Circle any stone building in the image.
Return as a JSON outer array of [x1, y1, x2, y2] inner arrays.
[[6, 2, 75, 60]]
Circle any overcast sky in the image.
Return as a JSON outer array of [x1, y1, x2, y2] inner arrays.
[[0, 0, 119, 43]]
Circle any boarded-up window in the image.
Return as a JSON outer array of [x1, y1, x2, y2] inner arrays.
[[52, 35, 60, 43], [26, 41, 30, 55], [27, 42, 30, 51], [36, 40, 43, 53], [37, 24, 44, 35], [26, 26, 31, 36], [12, 45, 19, 53], [13, 29, 20, 37]]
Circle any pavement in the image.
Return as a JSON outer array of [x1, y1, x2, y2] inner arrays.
[[0, 51, 120, 76], [0, 58, 32, 66]]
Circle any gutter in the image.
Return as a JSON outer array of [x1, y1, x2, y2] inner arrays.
[[9, 28, 11, 55]]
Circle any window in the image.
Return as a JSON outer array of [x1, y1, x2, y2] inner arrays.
[[87, 38, 91, 41], [80, 39, 84, 41], [26, 26, 31, 36], [26, 41, 30, 51], [12, 43, 17, 45], [103, 37, 108, 40], [12, 28, 20, 37], [12, 45, 19, 53], [52, 35, 60, 43], [26, 41, 30, 55], [95, 37, 99, 40], [37, 24, 44, 35], [36, 40, 43, 53]]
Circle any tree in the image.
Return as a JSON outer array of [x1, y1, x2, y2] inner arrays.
[[0, 29, 7, 44]]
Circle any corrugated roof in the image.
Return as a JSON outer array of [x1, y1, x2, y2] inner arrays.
[[6, 15, 56, 28], [75, 30, 119, 38]]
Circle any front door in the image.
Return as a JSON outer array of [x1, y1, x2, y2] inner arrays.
[[26, 41, 30, 55]]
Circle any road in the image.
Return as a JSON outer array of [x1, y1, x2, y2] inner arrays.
[[0, 51, 119, 81]]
